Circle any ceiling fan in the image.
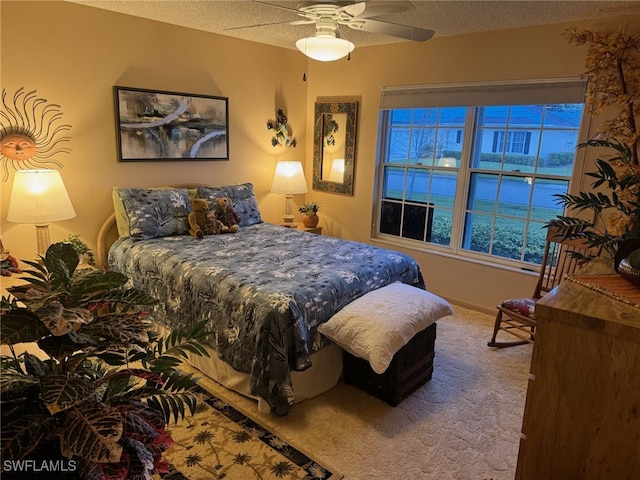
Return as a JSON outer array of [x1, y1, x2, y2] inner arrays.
[[237, 1, 435, 61]]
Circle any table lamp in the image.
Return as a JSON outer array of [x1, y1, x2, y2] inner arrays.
[[271, 161, 308, 227], [7, 169, 76, 257]]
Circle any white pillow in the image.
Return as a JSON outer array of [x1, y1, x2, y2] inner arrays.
[[318, 282, 454, 374]]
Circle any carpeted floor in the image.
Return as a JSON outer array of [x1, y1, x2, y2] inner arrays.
[[183, 304, 533, 480]]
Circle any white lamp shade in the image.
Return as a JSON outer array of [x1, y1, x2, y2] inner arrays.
[[295, 35, 355, 62], [7, 169, 76, 225], [271, 161, 308, 194]]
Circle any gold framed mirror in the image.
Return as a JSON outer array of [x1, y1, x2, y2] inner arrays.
[[312, 101, 358, 195]]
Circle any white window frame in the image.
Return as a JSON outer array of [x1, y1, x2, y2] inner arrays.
[[373, 79, 588, 269]]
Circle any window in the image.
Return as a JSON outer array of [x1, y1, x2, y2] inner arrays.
[[375, 80, 586, 267]]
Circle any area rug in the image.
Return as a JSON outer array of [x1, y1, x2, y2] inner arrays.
[[160, 387, 343, 480]]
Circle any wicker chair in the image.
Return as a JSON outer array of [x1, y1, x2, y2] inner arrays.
[[487, 226, 592, 348]]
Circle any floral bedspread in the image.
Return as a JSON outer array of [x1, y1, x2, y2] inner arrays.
[[109, 223, 425, 415]]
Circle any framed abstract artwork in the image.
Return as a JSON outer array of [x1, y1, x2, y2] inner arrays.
[[113, 86, 229, 162]]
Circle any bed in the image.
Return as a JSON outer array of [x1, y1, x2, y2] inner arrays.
[[99, 183, 426, 415]]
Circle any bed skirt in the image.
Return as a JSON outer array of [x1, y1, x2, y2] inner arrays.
[[154, 322, 343, 413]]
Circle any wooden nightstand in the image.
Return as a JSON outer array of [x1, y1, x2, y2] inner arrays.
[[303, 226, 322, 235], [1, 273, 29, 292]]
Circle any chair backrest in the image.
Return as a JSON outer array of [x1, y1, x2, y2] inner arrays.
[[533, 226, 592, 299]]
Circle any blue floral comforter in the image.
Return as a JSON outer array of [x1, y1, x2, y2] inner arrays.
[[109, 223, 425, 415]]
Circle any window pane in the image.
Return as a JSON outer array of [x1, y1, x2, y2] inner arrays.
[[431, 208, 452, 246], [497, 175, 532, 217], [431, 170, 457, 208], [413, 108, 439, 126], [405, 168, 430, 202], [382, 166, 405, 200], [380, 200, 402, 235], [462, 212, 493, 253], [544, 104, 583, 128], [402, 203, 433, 241], [389, 109, 412, 125], [411, 128, 437, 165], [493, 217, 526, 260], [524, 222, 547, 264], [388, 128, 410, 163], [468, 173, 498, 213], [530, 178, 568, 221], [537, 129, 579, 176]]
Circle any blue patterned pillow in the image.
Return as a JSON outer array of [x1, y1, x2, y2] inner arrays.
[[197, 183, 263, 226], [118, 188, 191, 239]]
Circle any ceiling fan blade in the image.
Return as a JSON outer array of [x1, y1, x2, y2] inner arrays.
[[347, 18, 434, 42], [224, 20, 293, 31], [346, 1, 414, 19]]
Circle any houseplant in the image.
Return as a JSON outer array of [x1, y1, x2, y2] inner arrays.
[[547, 24, 640, 272], [1, 242, 209, 479], [65, 233, 95, 266], [298, 201, 320, 228]]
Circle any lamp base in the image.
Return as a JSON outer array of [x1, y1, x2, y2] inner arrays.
[[279, 222, 298, 228], [280, 214, 298, 228], [35, 224, 51, 258]]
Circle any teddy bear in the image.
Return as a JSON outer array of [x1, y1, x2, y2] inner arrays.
[[189, 198, 223, 238], [212, 197, 241, 233]]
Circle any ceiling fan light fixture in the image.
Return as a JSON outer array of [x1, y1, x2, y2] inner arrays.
[[295, 34, 355, 62]]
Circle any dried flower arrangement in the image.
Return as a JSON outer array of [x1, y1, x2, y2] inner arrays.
[[549, 23, 640, 262]]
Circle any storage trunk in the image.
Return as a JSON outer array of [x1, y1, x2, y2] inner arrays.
[[343, 322, 437, 406]]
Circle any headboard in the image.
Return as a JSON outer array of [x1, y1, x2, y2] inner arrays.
[[97, 184, 207, 270]]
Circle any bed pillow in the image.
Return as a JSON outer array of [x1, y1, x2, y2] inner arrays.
[[197, 183, 262, 226], [113, 187, 199, 238], [318, 282, 454, 374], [117, 188, 191, 239]]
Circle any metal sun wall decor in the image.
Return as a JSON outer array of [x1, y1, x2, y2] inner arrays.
[[266, 109, 297, 148], [0, 88, 71, 181], [113, 86, 229, 162]]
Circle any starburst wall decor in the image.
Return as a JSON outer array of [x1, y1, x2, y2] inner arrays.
[[0, 88, 71, 181]]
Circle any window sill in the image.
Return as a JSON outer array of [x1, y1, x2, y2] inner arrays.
[[370, 235, 540, 278]]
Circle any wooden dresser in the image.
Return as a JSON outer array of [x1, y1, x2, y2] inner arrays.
[[516, 274, 640, 480]]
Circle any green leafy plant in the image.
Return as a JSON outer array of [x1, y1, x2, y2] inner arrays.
[[549, 139, 640, 260], [65, 234, 95, 266], [1, 243, 210, 479], [298, 201, 320, 216]]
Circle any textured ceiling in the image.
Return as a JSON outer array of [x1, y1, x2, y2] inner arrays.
[[67, 0, 640, 50]]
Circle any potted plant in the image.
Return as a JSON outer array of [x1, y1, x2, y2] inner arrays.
[[65, 234, 95, 266], [299, 201, 320, 228], [547, 24, 640, 278], [1, 242, 209, 479]]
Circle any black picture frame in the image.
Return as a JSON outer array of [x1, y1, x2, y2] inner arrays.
[[113, 86, 229, 162]]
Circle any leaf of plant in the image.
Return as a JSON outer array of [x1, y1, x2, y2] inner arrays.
[[0, 308, 50, 345], [0, 369, 40, 398], [83, 313, 149, 347], [41, 374, 93, 414], [59, 399, 123, 463], [0, 414, 56, 461], [37, 335, 82, 361], [23, 353, 49, 377]]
